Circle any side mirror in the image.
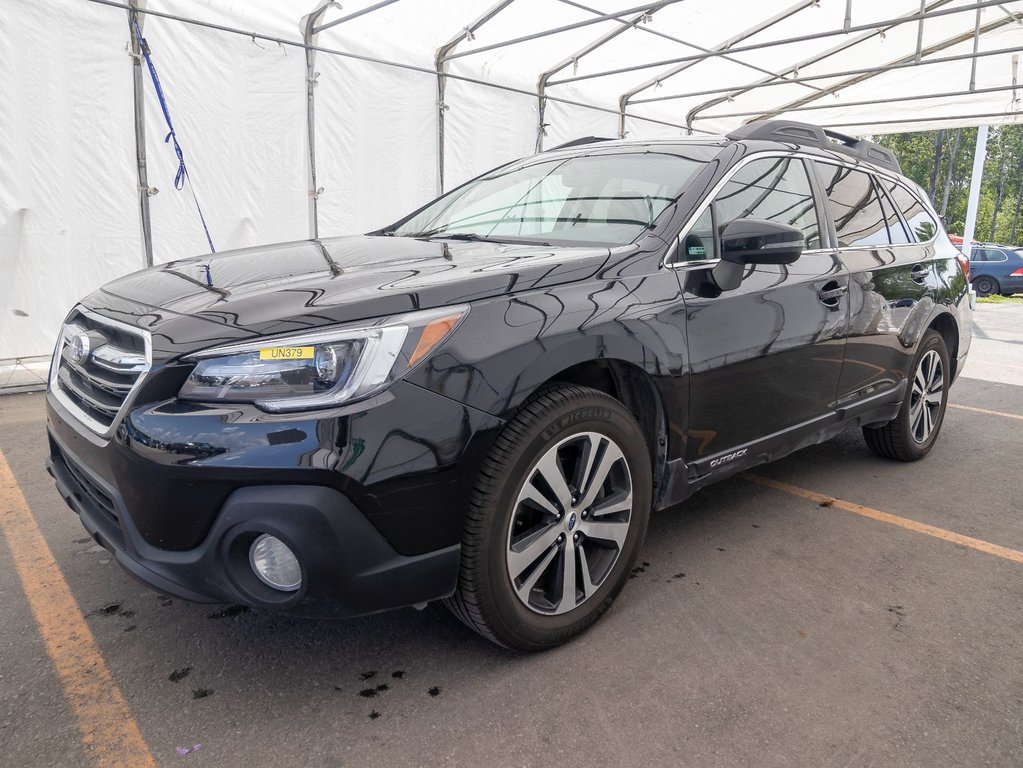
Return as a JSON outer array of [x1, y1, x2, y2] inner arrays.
[[712, 218, 804, 292]]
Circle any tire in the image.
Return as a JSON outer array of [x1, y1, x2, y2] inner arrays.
[[444, 384, 652, 651], [972, 276, 998, 296], [863, 329, 950, 461]]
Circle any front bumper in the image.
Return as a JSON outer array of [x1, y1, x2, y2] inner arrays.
[[46, 381, 503, 617]]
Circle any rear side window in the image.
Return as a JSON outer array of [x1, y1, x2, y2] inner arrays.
[[712, 157, 821, 249], [817, 164, 890, 247], [980, 248, 1008, 262], [877, 178, 939, 242]]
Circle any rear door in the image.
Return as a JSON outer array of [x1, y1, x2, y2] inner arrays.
[[677, 155, 850, 473], [815, 163, 942, 409]]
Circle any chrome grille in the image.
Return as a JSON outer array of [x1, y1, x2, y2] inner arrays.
[[49, 308, 152, 436]]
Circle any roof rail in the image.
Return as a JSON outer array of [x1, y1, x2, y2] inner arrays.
[[546, 136, 616, 151], [726, 120, 901, 174]]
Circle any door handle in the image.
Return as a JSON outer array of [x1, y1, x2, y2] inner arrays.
[[910, 264, 930, 283], [818, 282, 848, 306]]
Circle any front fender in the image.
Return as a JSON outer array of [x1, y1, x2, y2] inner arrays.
[[407, 275, 688, 419]]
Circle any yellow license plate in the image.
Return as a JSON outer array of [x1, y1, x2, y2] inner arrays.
[[258, 346, 314, 360]]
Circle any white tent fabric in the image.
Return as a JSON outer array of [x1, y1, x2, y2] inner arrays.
[[2, 0, 1022, 365]]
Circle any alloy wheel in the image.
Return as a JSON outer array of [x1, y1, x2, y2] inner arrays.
[[909, 349, 944, 443], [505, 431, 633, 616]]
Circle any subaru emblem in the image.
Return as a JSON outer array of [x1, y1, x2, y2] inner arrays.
[[69, 333, 91, 365]]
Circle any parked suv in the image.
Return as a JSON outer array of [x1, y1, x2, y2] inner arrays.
[[968, 243, 1023, 296], [47, 120, 971, 650]]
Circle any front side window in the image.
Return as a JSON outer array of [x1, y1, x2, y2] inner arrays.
[[713, 157, 821, 249], [677, 156, 820, 262], [389, 150, 716, 247], [818, 164, 890, 247]]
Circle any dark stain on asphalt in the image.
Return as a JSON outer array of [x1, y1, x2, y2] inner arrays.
[[375, 684, 389, 693], [752, 524, 761, 528], [819, 499, 834, 508], [717, 547, 726, 552], [92, 602, 134, 618], [369, 711, 381, 720], [359, 688, 379, 698], [169, 667, 192, 683], [391, 670, 405, 679], [428, 687, 442, 697], [123, 625, 137, 633], [192, 688, 214, 700], [673, 573, 685, 579], [207, 605, 249, 619], [629, 565, 647, 579], [888, 605, 906, 630], [157, 596, 173, 607], [360, 670, 377, 680]]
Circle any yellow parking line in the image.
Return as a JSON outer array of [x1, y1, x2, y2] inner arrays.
[[0, 451, 156, 768], [744, 473, 1023, 565], [948, 403, 1023, 421]]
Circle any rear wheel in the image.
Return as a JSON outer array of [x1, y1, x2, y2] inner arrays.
[[972, 276, 998, 296], [444, 384, 651, 651], [863, 329, 950, 461]]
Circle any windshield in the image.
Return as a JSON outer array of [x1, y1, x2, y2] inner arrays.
[[387, 149, 715, 247]]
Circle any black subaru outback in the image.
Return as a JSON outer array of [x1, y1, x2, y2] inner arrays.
[[47, 120, 972, 650]]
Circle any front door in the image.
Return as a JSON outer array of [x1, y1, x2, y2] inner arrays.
[[676, 156, 850, 475]]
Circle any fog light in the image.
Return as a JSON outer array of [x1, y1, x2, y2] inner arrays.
[[249, 534, 302, 591]]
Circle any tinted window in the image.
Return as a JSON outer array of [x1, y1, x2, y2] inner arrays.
[[817, 164, 889, 247], [982, 249, 1008, 262], [878, 178, 939, 242], [712, 157, 821, 248], [682, 207, 715, 261], [876, 183, 911, 244]]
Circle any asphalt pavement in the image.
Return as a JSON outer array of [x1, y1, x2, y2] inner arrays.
[[1, 302, 1021, 767]]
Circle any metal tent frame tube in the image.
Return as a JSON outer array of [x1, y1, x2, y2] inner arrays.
[[547, 0, 1009, 86], [817, 111, 1016, 128], [735, 11, 1016, 127], [692, 84, 1021, 121], [559, 0, 825, 98], [677, 0, 955, 129], [440, 0, 684, 63], [311, 0, 404, 36], [616, 0, 816, 137], [961, 124, 990, 258], [536, 6, 660, 152], [302, 3, 332, 241], [435, 0, 517, 195], [127, 1, 154, 268], [622, 44, 1021, 106]]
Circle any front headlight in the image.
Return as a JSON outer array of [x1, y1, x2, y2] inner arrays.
[[179, 305, 467, 412]]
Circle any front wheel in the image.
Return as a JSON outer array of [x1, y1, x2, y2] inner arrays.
[[863, 329, 950, 461], [444, 384, 651, 651]]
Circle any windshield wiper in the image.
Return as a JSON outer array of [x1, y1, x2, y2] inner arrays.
[[411, 231, 552, 247], [420, 232, 493, 242]]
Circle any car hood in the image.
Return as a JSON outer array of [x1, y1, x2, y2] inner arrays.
[[94, 235, 612, 342]]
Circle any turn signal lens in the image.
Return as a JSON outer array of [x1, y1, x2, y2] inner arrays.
[[408, 313, 462, 368]]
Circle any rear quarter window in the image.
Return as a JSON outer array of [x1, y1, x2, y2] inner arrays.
[[877, 178, 939, 243]]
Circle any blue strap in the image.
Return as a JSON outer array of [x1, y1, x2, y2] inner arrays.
[[132, 16, 216, 254]]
